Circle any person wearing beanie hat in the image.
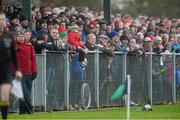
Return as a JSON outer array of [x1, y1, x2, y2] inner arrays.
[[15, 28, 37, 114], [69, 23, 79, 31], [59, 32, 68, 39], [38, 29, 49, 37], [58, 32, 72, 51], [59, 32, 68, 43], [19, 15, 29, 29], [16, 30, 25, 37], [153, 36, 163, 54], [9, 13, 20, 31], [143, 37, 153, 52], [110, 31, 119, 39], [137, 32, 144, 40], [68, 22, 88, 68], [110, 31, 120, 51]]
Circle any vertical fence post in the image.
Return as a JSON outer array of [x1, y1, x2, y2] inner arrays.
[[122, 53, 127, 106], [127, 75, 131, 120], [43, 50, 47, 111], [94, 49, 100, 109], [122, 53, 127, 82], [149, 51, 153, 105], [172, 51, 176, 103], [64, 50, 70, 110]]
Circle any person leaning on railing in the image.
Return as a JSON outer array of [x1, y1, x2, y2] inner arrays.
[[96, 35, 114, 57], [68, 23, 88, 67], [32, 29, 54, 54]]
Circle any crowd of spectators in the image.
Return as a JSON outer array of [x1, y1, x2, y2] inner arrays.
[[1, 3, 180, 84], [0, 4, 179, 55]]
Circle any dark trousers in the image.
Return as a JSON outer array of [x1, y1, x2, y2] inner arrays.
[[19, 75, 33, 114]]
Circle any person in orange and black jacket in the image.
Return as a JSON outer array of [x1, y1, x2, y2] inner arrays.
[[15, 31, 37, 114]]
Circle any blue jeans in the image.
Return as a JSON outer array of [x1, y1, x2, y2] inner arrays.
[[19, 74, 33, 114]]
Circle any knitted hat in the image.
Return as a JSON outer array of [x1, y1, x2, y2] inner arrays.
[[59, 32, 68, 39], [16, 31, 24, 37], [38, 29, 48, 36], [69, 23, 79, 31], [110, 31, 119, 38], [144, 37, 152, 42], [155, 36, 162, 42]]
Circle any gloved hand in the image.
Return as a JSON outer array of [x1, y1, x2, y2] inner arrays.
[[65, 43, 72, 50], [32, 73, 37, 80]]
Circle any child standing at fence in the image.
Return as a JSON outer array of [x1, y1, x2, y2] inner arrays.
[[68, 23, 88, 67]]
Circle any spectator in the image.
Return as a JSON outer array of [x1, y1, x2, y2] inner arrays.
[[48, 28, 59, 44], [85, 33, 96, 50], [110, 31, 121, 51], [128, 38, 138, 52], [143, 37, 153, 52], [176, 57, 180, 96], [15, 31, 37, 114], [36, 19, 47, 33], [53, 19, 60, 30], [118, 34, 130, 53], [33, 29, 53, 53], [162, 33, 169, 46], [58, 31, 72, 51], [153, 36, 164, 54], [163, 42, 172, 53], [68, 23, 88, 67], [24, 30, 32, 42], [172, 34, 180, 53], [97, 35, 114, 57], [9, 13, 19, 31], [47, 19, 54, 31], [19, 15, 29, 30]]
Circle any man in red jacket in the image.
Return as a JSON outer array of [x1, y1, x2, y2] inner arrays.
[[68, 23, 88, 67], [15, 31, 37, 114]]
